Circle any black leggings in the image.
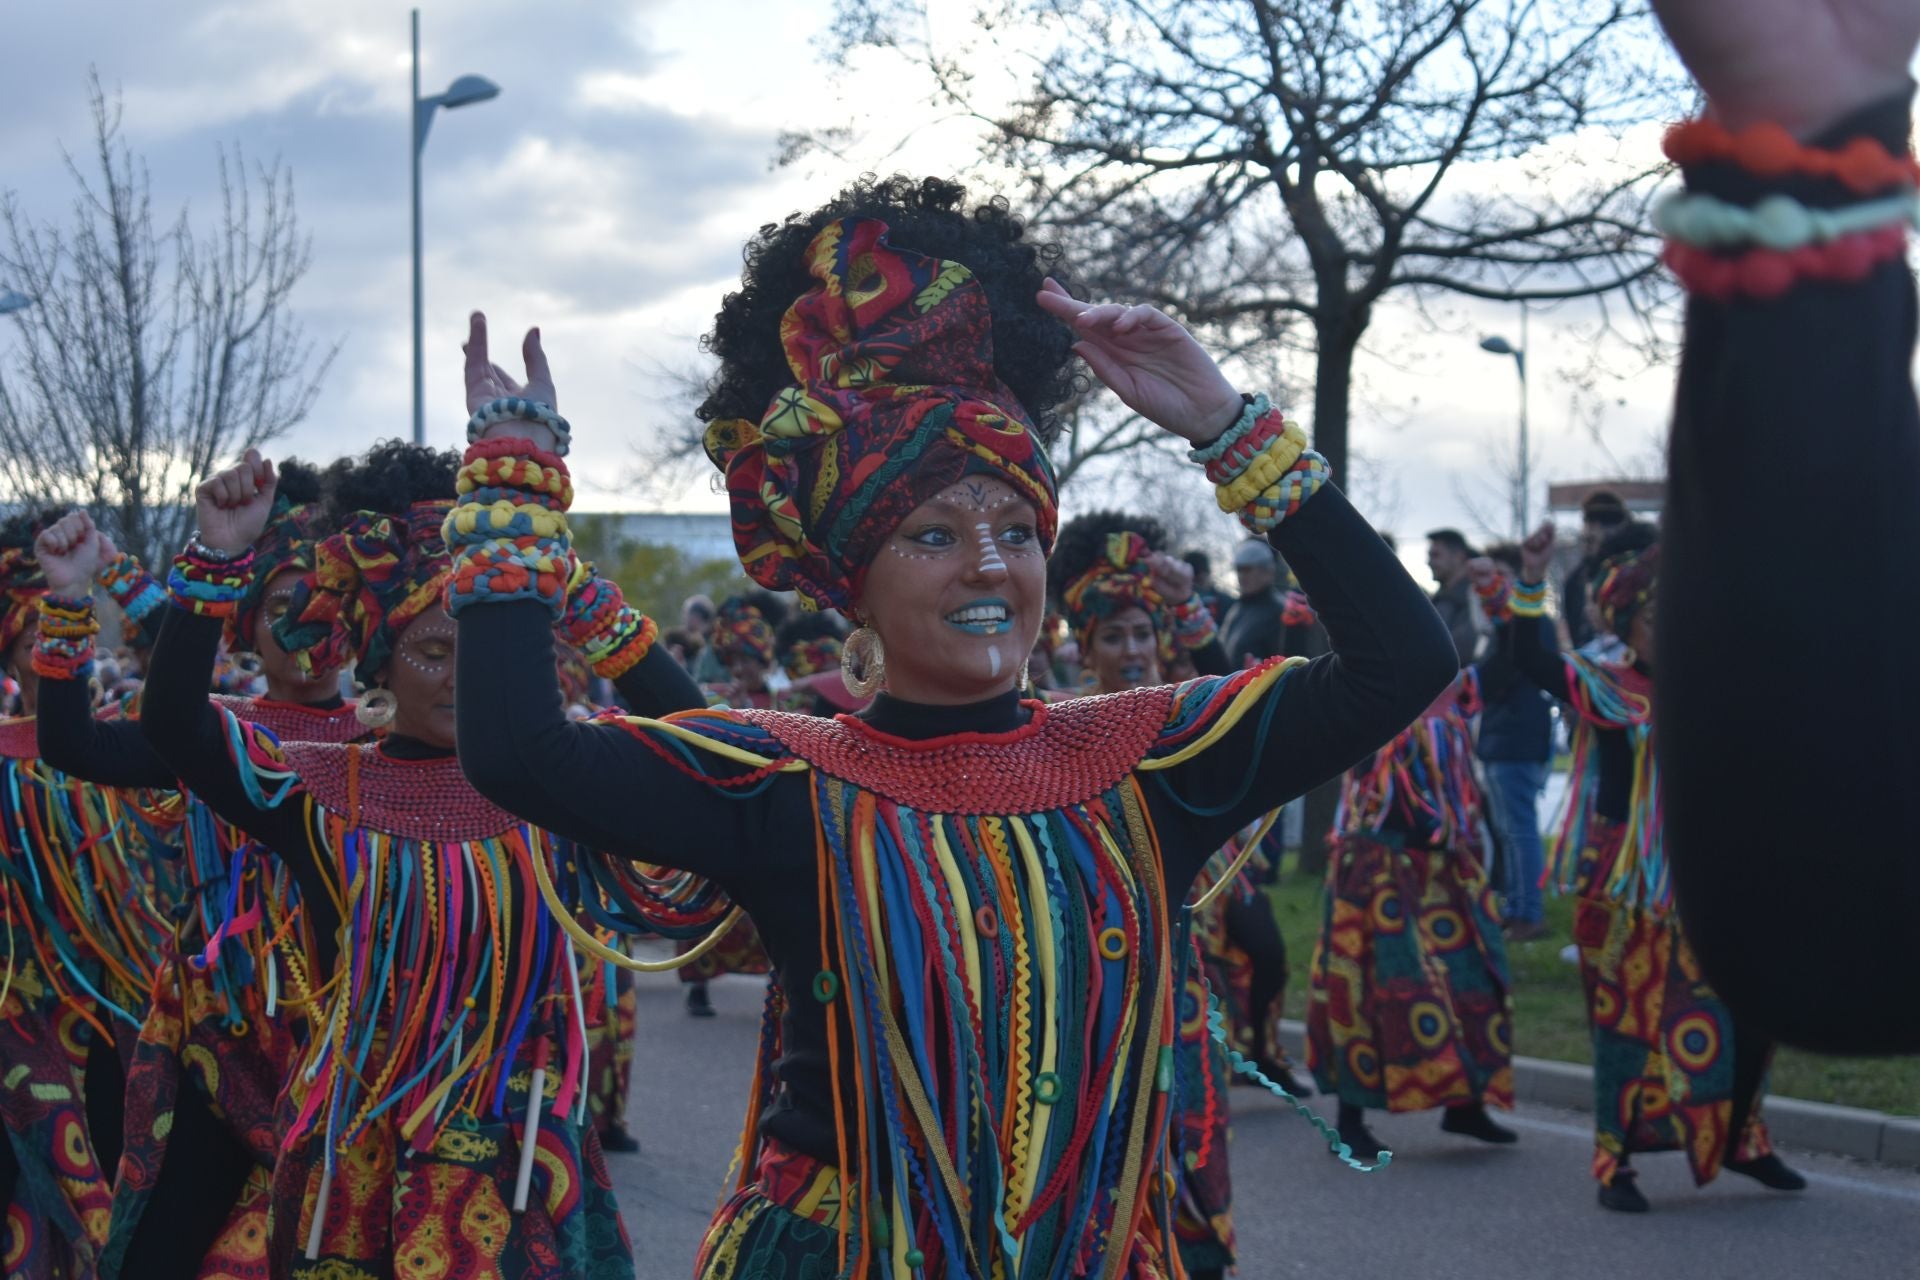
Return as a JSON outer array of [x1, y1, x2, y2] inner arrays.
[[1222, 890, 1289, 1054], [123, 1077, 255, 1280]]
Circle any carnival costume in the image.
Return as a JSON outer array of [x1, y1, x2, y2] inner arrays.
[[1306, 672, 1516, 1151], [1493, 551, 1795, 1206], [681, 596, 777, 1001], [451, 217, 1458, 1277], [138, 488, 704, 1279], [1057, 524, 1245, 1278], [0, 533, 178, 1280], [31, 493, 365, 1279]]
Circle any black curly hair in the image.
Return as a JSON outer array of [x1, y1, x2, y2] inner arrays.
[[318, 440, 459, 523], [773, 609, 845, 653], [0, 507, 63, 559], [1048, 510, 1168, 606], [699, 175, 1082, 444], [273, 457, 325, 510]]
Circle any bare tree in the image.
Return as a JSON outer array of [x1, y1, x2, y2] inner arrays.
[[801, 0, 1682, 490], [0, 75, 335, 567]]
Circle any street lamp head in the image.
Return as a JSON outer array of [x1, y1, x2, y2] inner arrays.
[[438, 75, 500, 110], [0, 288, 34, 317], [1479, 335, 1517, 356]]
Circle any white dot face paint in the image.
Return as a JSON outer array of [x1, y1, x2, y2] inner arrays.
[[974, 522, 1008, 576]]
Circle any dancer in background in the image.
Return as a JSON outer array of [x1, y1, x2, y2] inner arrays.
[[138, 440, 695, 1277], [31, 466, 357, 1280], [1307, 667, 1517, 1160], [1486, 525, 1802, 1212]]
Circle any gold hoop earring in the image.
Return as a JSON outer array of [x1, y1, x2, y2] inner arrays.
[[841, 626, 886, 700], [356, 686, 398, 730]]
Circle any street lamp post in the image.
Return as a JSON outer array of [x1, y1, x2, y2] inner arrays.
[[1479, 302, 1530, 537], [412, 8, 500, 445], [0, 289, 33, 317]]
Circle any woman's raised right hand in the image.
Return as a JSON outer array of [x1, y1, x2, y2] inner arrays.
[[463, 311, 560, 454], [194, 449, 278, 557]]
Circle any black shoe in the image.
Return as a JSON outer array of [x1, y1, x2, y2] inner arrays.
[[1335, 1119, 1385, 1161], [685, 983, 716, 1018], [1598, 1170, 1650, 1213], [1440, 1102, 1518, 1145], [600, 1125, 641, 1154], [1725, 1154, 1808, 1191], [1252, 1056, 1313, 1098]]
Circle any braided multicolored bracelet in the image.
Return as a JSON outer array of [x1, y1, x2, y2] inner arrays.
[[1473, 571, 1513, 623], [168, 544, 256, 618], [1508, 579, 1549, 619], [1170, 599, 1218, 651], [96, 552, 166, 627], [446, 439, 577, 618], [33, 593, 99, 679], [1235, 452, 1330, 535], [467, 397, 572, 457], [1188, 394, 1265, 465]]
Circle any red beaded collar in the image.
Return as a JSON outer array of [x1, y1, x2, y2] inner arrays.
[[0, 716, 36, 760], [737, 682, 1180, 815], [213, 694, 367, 746], [280, 741, 523, 841]]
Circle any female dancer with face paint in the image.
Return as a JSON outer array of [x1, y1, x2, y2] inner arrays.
[[452, 175, 1458, 1277], [136, 440, 712, 1278], [28, 469, 364, 1280], [0, 511, 179, 1280]]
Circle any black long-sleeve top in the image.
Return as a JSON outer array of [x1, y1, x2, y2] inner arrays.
[[456, 484, 1458, 1161], [135, 606, 707, 966], [1660, 95, 1920, 1053], [1501, 614, 1636, 824]]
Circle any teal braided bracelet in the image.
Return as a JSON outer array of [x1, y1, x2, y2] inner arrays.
[[1655, 189, 1920, 252], [1187, 393, 1267, 464], [467, 397, 572, 457]]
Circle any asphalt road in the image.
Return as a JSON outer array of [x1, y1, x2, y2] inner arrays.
[[609, 971, 1920, 1279]]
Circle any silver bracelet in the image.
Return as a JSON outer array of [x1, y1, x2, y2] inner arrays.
[[185, 530, 245, 563]]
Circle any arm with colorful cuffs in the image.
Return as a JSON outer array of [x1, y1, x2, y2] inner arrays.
[[456, 600, 778, 882], [1152, 485, 1458, 885], [138, 606, 340, 951], [1658, 92, 1920, 1050]]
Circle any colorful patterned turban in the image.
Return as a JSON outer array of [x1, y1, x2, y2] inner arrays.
[[710, 597, 776, 669], [781, 634, 843, 680], [702, 217, 1058, 616], [1594, 541, 1659, 641], [274, 499, 454, 685], [230, 491, 330, 651], [1060, 531, 1172, 660]]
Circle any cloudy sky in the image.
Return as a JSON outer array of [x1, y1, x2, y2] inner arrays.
[[0, 0, 1690, 577]]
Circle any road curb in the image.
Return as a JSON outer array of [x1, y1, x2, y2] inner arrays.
[[1273, 1019, 1918, 1170]]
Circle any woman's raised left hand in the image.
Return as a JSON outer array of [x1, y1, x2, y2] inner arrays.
[[1036, 279, 1245, 445]]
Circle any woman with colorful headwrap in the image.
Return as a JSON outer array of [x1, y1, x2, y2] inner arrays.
[[705, 591, 788, 709], [28, 463, 366, 1280], [1481, 521, 1803, 1213], [1048, 509, 1293, 1280], [774, 611, 868, 716], [136, 441, 708, 1278], [451, 174, 1457, 1278], [0, 511, 181, 1280]]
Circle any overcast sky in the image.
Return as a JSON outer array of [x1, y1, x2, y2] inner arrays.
[[1, 0, 1692, 581]]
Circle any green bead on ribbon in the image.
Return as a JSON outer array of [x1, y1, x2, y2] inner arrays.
[[811, 970, 839, 1003]]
